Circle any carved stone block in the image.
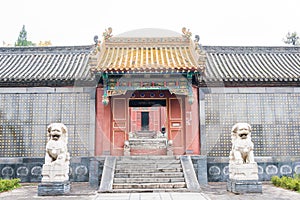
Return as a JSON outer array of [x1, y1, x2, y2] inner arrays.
[[227, 179, 262, 194], [38, 181, 70, 196], [41, 164, 69, 182], [229, 163, 258, 180]]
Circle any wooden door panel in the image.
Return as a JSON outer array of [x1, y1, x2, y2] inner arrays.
[[169, 99, 181, 119], [112, 98, 127, 155], [113, 130, 125, 149], [153, 109, 160, 131], [169, 98, 184, 154], [130, 108, 137, 132], [170, 129, 183, 147]]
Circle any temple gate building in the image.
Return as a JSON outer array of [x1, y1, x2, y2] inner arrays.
[[0, 28, 299, 184], [90, 28, 205, 156]]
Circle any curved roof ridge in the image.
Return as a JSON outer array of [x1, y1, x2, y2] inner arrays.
[[203, 46, 300, 53], [0, 45, 94, 54]]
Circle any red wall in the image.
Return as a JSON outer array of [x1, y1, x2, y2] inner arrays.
[[184, 87, 200, 154], [95, 88, 111, 155]]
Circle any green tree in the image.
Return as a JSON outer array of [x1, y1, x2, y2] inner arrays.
[[283, 32, 299, 46], [15, 25, 35, 46]]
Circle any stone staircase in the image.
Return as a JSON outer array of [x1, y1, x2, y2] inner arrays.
[[98, 155, 200, 193], [112, 156, 186, 192]]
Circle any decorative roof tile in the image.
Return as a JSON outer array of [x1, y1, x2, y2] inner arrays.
[[95, 45, 198, 72], [91, 29, 206, 73]]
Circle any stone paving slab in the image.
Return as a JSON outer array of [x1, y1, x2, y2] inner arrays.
[[94, 192, 209, 200], [0, 182, 299, 200], [202, 182, 300, 200]]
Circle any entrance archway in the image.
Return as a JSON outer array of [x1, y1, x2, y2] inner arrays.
[[129, 99, 167, 138]]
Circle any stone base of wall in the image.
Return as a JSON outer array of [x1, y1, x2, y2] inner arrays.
[[0, 157, 92, 183], [191, 155, 208, 185], [227, 179, 262, 194], [38, 181, 70, 196], [1, 156, 300, 185], [207, 156, 300, 182]]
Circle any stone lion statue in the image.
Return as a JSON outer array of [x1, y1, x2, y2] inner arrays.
[[229, 123, 255, 165], [42, 123, 70, 182], [45, 123, 70, 165]]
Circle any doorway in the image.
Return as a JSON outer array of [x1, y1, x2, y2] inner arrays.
[[141, 112, 149, 131], [129, 99, 167, 134]]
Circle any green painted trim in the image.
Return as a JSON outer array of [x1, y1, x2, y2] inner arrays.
[[102, 73, 108, 79]]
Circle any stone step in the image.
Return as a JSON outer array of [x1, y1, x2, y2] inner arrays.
[[99, 188, 189, 193], [110, 156, 188, 192], [129, 144, 167, 150], [114, 172, 184, 178], [116, 159, 181, 164], [113, 177, 185, 183], [115, 167, 183, 173], [117, 156, 180, 161], [113, 182, 186, 189], [115, 163, 182, 170]]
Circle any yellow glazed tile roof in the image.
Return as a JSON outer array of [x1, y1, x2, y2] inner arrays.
[[91, 29, 205, 73], [97, 46, 198, 72]]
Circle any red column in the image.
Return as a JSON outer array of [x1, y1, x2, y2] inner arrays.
[[95, 87, 111, 155], [185, 87, 200, 154]]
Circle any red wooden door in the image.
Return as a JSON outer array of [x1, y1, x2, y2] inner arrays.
[[168, 98, 185, 154], [111, 98, 127, 155]]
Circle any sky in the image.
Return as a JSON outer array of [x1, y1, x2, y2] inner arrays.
[[0, 0, 299, 47]]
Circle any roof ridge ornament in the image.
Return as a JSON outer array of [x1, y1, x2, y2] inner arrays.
[[103, 27, 113, 41], [182, 27, 192, 39]]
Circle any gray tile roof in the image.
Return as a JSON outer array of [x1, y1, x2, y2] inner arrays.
[[0, 46, 95, 86], [203, 46, 300, 83], [1, 45, 300, 87]]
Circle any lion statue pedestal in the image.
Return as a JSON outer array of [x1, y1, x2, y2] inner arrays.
[[38, 123, 70, 196], [227, 123, 262, 194]]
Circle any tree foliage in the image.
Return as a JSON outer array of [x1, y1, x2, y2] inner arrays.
[[15, 25, 35, 46], [283, 32, 299, 46]]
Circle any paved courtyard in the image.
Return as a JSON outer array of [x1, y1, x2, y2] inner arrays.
[[0, 182, 299, 200]]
